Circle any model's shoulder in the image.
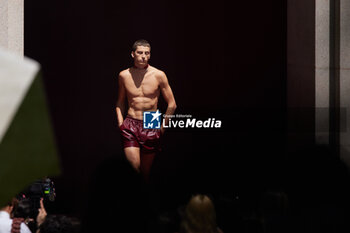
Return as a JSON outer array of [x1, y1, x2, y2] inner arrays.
[[118, 69, 130, 79], [150, 66, 166, 78]]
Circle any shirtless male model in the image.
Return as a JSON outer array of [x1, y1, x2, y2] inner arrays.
[[116, 39, 177, 181]]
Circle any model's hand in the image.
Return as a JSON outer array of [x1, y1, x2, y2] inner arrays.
[[36, 198, 47, 227]]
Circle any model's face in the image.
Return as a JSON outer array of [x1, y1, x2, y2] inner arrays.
[[132, 46, 151, 66]]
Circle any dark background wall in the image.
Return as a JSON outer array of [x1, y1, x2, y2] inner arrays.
[[24, 0, 287, 218]]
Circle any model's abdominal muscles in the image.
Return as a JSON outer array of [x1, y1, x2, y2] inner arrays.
[[128, 96, 158, 119]]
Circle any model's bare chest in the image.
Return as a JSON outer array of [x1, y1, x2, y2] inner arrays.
[[124, 74, 159, 97]]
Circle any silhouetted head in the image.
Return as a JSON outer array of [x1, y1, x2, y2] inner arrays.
[[180, 194, 218, 233], [13, 199, 31, 219]]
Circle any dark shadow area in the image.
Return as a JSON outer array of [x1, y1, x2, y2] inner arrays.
[[284, 144, 350, 233], [81, 155, 149, 233], [76, 144, 350, 233]]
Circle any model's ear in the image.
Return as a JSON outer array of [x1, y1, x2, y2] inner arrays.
[[131, 51, 135, 58]]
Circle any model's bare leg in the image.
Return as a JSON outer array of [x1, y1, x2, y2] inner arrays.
[[140, 152, 156, 183], [124, 147, 141, 172]]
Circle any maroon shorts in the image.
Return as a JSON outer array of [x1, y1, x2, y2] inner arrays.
[[120, 115, 161, 153]]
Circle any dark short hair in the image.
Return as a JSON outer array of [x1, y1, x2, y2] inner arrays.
[[39, 215, 74, 233], [132, 39, 151, 52], [13, 199, 31, 218]]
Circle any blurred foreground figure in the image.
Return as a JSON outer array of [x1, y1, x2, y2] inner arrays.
[[180, 195, 223, 233], [0, 198, 31, 233]]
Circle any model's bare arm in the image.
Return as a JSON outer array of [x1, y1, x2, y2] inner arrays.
[[116, 72, 126, 127], [159, 71, 177, 133]]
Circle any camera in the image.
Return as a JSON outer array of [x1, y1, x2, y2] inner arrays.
[[18, 177, 56, 219]]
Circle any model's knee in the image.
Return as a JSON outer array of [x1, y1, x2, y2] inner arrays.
[[124, 151, 140, 172], [129, 159, 140, 172], [134, 163, 141, 172]]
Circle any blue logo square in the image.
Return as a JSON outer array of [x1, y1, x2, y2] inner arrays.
[[143, 110, 162, 129]]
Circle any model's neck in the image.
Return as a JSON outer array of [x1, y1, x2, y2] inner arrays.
[[133, 64, 149, 69]]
